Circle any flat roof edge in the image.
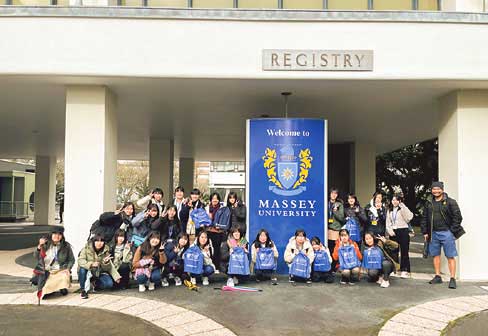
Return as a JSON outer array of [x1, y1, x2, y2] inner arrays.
[[0, 6, 488, 24]]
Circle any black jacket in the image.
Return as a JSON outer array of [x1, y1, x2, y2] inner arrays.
[[364, 204, 387, 236], [151, 216, 181, 242], [344, 206, 368, 228], [230, 205, 247, 234], [420, 193, 465, 240]]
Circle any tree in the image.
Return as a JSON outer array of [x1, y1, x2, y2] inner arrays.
[[117, 161, 149, 204], [376, 138, 438, 223]]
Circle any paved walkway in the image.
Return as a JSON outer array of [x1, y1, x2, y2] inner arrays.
[[0, 292, 235, 336], [379, 295, 488, 336]]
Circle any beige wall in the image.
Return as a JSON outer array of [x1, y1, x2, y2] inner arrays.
[[149, 139, 174, 205], [34, 156, 56, 225], [439, 90, 488, 280], [353, 143, 376, 207]]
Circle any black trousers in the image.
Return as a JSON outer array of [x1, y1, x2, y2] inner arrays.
[[115, 263, 131, 289], [393, 228, 410, 272], [328, 239, 338, 271], [366, 260, 394, 282], [206, 230, 225, 271]]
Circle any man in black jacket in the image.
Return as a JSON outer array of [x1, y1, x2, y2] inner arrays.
[[421, 181, 465, 289]]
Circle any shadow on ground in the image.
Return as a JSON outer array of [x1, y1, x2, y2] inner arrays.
[[0, 304, 169, 336]]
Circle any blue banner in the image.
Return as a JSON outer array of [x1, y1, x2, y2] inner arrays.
[[246, 118, 327, 274]]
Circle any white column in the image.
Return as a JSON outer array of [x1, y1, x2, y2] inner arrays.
[[64, 86, 118, 258], [439, 90, 488, 280], [179, 157, 195, 194], [442, 0, 485, 11], [149, 138, 174, 206], [34, 156, 57, 226], [352, 143, 376, 206]]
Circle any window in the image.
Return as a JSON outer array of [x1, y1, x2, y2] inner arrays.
[[146, 0, 187, 7], [193, 0, 233, 7], [283, 0, 323, 9], [328, 0, 368, 10], [238, 0, 278, 8], [374, 0, 413, 10], [418, 0, 438, 10]]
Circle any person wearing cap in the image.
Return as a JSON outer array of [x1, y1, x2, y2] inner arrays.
[[421, 181, 465, 289], [33, 226, 75, 299]]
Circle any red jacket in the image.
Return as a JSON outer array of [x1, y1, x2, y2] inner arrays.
[[332, 239, 362, 270]]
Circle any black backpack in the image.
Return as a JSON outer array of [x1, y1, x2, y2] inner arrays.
[[87, 218, 118, 242]]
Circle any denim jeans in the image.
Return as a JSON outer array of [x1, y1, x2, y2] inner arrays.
[[136, 268, 162, 285], [78, 267, 114, 290], [190, 265, 214, 278]]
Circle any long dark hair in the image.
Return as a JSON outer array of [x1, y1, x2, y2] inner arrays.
[[145, 204, 160, 223], [227, 191, 240, 208], [347, 194, 360, 207], [253, 229, 274, 248], [121, 202, 136, 219], [363, 231, 378, 247], [388, 194, 404, 211], [176, 232, 190, 251], [139, 231, 161, 257], [195, 230, 210, 249], [111, 229, 127, 245], [91, 234, 105, 253]]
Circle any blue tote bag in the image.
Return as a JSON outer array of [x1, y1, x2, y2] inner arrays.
[[289, 251, 311, 279], [183, 245, 204, 275], [344, 218, 361, 242], [255, 247, 276, 271], [190, 208, 212, 229], [228, 247, 250, 275], [313, 250, 331, 272], [338, 245, 360, 270], [362, 246, 383, 270]]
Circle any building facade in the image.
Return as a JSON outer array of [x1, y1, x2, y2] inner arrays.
[[0, 0, 487, 279]]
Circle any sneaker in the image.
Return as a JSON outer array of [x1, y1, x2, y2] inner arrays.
[[190, 277, 197, 286], [380, 280, 390, 288], [80, 290, 88, 299], [233, 276, 239, 285], [202, 277, 209, 286], [288, 276, 295, 283], [271, 277, 278, 285], [148, 282, 155, 291], [340, 281, 347, 285], [400, 271, 410, 279], [214, 269, 220, 275], [139, 284, 146, 292], [174, 276, 182, 286], [162, 278, 169, 287], [60, 288, 68, 296], [226, 278, 235, 287], [449, 277, 457, 289], [429, 275, 443, 284], [168, 273, 175, 280], [348, 282, 355, 286], [376, 276, 384, 285], [306, 279, 312, 285]]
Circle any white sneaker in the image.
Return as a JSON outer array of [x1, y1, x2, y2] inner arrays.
[[162, 278, 169, 287], [202, 277, 209, 286], [190, 277, 197, 285], [174, 276, 182, 286], [400, 271, 409, 279], [139, 284, 146, 292], [376, 276, 384, 285], [233, 276, 239, 285], [214, 269, 220, 275], [168, 273, 175, 280], [148, 282, 155, 291], [381, 280, 390, 288], [226, 278, 235, 287]]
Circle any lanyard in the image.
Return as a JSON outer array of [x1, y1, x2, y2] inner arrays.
[[391, 208, 399, 225], [328, 202, 334, 217]]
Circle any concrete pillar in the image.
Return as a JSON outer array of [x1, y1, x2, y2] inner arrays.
[[64, 86, 118, 258], [442, 0, 485, 11], [439, 90, 488, 280], [34, 156, 57, 225], [179, 157, 195, 194], [352, 143, 376, 206], [149, 139, 174, 205]]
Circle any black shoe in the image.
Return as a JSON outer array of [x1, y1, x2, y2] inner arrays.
[[448, 278, 457, 289], [60, 288, 68, 296], [429, 275, 443, 284], [81, 290, 88, 299]]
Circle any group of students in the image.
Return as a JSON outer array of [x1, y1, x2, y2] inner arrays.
[[32, 181, 464, 299]]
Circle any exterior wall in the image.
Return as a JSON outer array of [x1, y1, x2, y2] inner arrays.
[[439, 90, 488, 280], [1, 13, 488, 80]]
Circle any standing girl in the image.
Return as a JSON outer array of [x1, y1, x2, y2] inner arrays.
[[364, 191, 387, 237], [327, 188, 345, 271], [344, 194, 368, 247], [227, 192, 247, 235], [206, 192, 226, 273], [386, 194, 414, 279]]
